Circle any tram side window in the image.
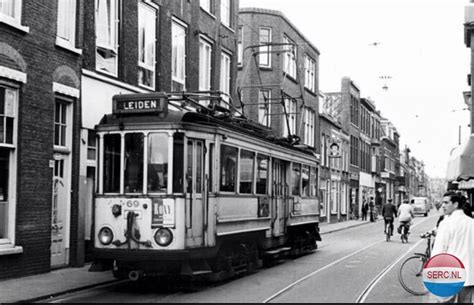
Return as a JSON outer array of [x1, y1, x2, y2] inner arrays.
[[239, 149, 254, 194], [124, 133, 144, 193], [256, 154, 269, 194], [292, 163, 301, 196], [147, 133, 168, 193], [173, 133, 184, 193], [220, 145, 237, 192], [310, 166, 318, 197], [103, 134, 121, 193], [302, 165, 310, 197]]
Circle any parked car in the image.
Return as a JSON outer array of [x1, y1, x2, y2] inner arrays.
[[410, 197, 431, 217]]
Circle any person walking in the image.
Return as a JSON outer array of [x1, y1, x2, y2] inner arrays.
[[369, 197, 375, 222], [431, 191, 474, 303], [361, 200, 368, 221]]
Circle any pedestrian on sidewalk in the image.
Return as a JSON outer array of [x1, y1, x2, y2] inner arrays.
[[431, 191, 474, 303], [361, 200, 368, 221], [369, 197, 375, 222]]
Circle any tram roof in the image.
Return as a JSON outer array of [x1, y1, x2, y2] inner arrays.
[[96, 109, 316, 157]]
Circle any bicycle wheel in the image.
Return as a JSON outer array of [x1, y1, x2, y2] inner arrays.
[[398, 254, 428, 296], [386, 225, 392, 242]]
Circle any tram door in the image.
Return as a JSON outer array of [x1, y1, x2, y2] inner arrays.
[[185, 139, 205, 247], [271, 159, 289, 236]]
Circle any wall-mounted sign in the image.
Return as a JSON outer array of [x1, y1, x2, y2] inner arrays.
[[113, 93, 168, 115]]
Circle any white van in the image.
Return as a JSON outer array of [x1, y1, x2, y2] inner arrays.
[[410, 197, 430, 217]]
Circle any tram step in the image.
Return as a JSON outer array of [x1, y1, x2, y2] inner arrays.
[[263, 247, 291, 256]]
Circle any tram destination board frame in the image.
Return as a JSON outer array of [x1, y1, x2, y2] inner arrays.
[[113, 92, 168, 115]]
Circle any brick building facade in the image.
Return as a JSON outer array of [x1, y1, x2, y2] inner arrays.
[[0, 0, 82, 278]]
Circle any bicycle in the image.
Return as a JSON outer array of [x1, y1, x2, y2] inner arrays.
[[399, 221, 410, 243], [384, 217, 393, 242], [398, 230, 434, 296]]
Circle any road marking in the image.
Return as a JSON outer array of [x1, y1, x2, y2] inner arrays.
[[263, 214, 437, 303]]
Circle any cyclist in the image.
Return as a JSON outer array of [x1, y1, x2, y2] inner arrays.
[[382, 198, 397, 236], [397, 199, 414, 237]]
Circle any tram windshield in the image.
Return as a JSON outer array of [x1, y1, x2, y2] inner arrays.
[[102, 132, 174, 194]]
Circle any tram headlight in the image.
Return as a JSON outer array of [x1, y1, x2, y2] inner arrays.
[[154, 228, 173, 247], [98, 227, 114, 245]]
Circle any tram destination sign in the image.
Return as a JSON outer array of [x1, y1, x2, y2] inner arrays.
[[113, 93, 168, 115]]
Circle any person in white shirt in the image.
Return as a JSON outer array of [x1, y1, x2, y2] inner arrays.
[[431, 191, 474, 303], [397, 199, 414, 236]]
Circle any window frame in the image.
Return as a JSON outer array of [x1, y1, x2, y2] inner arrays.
[[172, 18, 187, 91], [219, 50, 231, 106], [237, 26, 243, 66], [56, 0, 77, 49], [258, 27, 272, 68], [220, 0, 230, 27], [283, 97, 297, 137], [95, 0, 119, 76], [54, 96, 73, 152], [0, 82, 18, 249], [0, 0, 28, 32], [304, 54, 316, 92], [199, 37, 212, 93], [258, 89, 271, 127], [138, 1, 157, 90], [283, 35, 297, 79], [303, 107, 315, 147]]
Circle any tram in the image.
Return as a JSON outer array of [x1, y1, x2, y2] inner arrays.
[[91, 91, 321, 281]]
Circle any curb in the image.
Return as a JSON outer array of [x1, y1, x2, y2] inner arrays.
[[320, 218, 380, 235], [14, 279, 123, 303]]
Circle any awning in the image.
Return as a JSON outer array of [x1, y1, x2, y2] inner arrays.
[[446, 134, 474, 181]]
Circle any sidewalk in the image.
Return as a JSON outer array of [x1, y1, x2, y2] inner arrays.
[[0, 219, 374, 303]]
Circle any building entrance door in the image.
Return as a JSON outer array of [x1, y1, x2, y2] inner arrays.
[[51, 154, 69, 267]]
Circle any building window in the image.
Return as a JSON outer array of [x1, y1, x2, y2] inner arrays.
[[200, 0, 212, 14], [237, 26, 243, 66], [304, 55, 315, 92], [283, 36, 297, 79], [57, 0, 77, 47], [0, 0, 22, 23], [54, 100, 69, 147], [172, 20, 186, 91], [0, 85, 18, 246], [138, 2, 157, 89], [259, 27, 271, 68], [220, 51, 231, 106], [96, 0, 119, 76], [283, 97, 297, 137], [87, 129, 97, 161], [199, 38, 212, 104], [303, 107, 314, 147], [321, 135, 326, 167], [258, 90, 271, 127], [220, 0, 230, 27]]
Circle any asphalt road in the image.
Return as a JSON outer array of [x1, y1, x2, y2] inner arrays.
[[47, 211, 441, 303]]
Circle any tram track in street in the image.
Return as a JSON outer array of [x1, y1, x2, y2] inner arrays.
[[263, 215, 435, 303]]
